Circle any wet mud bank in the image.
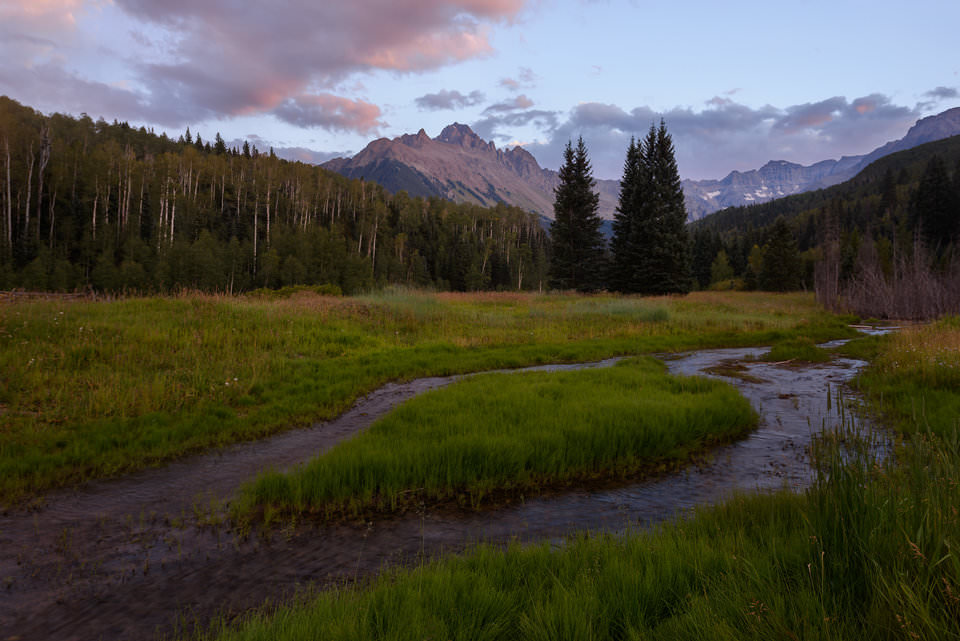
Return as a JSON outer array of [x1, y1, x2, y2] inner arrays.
[[0, 348, 877, 640]]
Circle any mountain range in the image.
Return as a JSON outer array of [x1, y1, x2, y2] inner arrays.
[[324, 107, 960, 222]]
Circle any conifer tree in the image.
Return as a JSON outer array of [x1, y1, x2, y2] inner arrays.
[[549, 137, 605, 291], [214, 132, 227, 156], [609, 136, 646, 292], [646, 119, 693, 294], [609, 120, 692, 294], [759, 217, 802, 291], [911, 155, 959, 252]]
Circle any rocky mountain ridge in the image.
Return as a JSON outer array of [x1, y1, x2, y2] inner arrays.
[[683, 107, 960, 218], [324, 124, 621, 219], [324, 108, 960, 222]]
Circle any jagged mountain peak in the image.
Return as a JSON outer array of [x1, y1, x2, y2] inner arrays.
[[436, 123, 494, 151], [322, 122, 620, 219]]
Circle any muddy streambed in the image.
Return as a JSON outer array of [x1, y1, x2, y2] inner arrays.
[[0, 344, 879, 640]]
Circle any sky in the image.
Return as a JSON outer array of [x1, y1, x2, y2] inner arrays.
[[2, 0, 959, 181]]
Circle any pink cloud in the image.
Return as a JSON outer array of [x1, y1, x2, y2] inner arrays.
[[273, 94, 385, 134], [359, 28, 494, 71], [0, 0, 85, 30], [2, 1, 529, 133]]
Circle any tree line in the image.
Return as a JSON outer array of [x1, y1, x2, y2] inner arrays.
[[0, 96, 549, 294]]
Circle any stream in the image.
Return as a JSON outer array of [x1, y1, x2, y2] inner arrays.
[[0, 340, 880, 640]]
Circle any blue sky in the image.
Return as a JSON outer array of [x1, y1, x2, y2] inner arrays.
[[2, 0, 958, 180]]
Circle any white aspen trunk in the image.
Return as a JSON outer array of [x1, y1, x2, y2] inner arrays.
[[104, 174, 111, 229], [48, 186, 56, 249], [265, 180, 271, 246], [3, 136, 11, 250], [169, 198, 175, 245], [157, 183, 165, 251], [115, 159, 122, 234], [23, 142, 34, 240], [273, 189, 279, 230], [36, 125, 50, 241], [92, 180, 98, 241], [237, 168, 243, 219], [253, 193, 259, 274]]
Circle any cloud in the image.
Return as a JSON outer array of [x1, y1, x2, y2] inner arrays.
[[482, 94, 534, 114], [0, 0, 86, 34], [274, 147, 350, 165], [499, 66, 537, 91], [272, 94, 384, 134], [0, 60, 192, 126], [1, 0, 529, 132], [415, 89, 485, 111], [521, 93, 922, 180], [114, 0, 526, 121], [925, 86, 959, 100], [471, 108, 560, 141]]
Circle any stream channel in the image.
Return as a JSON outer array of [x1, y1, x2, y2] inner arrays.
[[0, 336, 884, 640]]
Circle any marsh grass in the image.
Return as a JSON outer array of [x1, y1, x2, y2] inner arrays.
[[854, 317, 960, 436], [760, 336, 831, 363], [0, 291, 852, 503], [236, 357, 757, 520], [197, 322, 960, 641]]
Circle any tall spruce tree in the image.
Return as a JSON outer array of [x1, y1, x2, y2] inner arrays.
[[609, 136, 648, 292], [609, 120, 692, 294], [549, 137, 605, 291], [647, 120, 692, 293]]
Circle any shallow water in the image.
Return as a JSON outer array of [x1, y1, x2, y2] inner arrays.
[[0, 345, 878, 640]]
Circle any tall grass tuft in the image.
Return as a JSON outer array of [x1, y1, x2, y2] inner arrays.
[[237, 357, 757, 519]]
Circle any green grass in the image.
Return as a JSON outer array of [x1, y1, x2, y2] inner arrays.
[[760, 336, 831, 363], [195, 320, 960, 641], [852, 317, 960, 437], [0, 290, 854, 504], [237, 357, 757, 520]]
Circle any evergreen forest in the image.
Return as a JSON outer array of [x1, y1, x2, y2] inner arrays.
[[0, 97, 550, 294]]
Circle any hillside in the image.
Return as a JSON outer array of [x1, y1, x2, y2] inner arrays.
[[0, 97, 549, 294], [694, 133, 960, 237], [683, 107, 960, 218]]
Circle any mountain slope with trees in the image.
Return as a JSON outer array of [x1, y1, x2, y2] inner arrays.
[[0, 97, 550, 294], [690, 134, 960, 315]]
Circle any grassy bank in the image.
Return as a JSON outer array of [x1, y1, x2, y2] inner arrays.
[[196, 321, 960, 640], [238, 357, 757, 520], [0, 290, 851, 503], [853, 317, 960, 436]]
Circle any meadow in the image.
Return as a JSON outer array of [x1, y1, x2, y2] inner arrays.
[[238, 357, 757, 520], [0, 290, 852, 504], [197, 318, 960, 641]]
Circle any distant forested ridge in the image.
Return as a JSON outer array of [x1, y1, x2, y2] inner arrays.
[[690, 134, 960, 316], [0, 96, 549, 294]]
